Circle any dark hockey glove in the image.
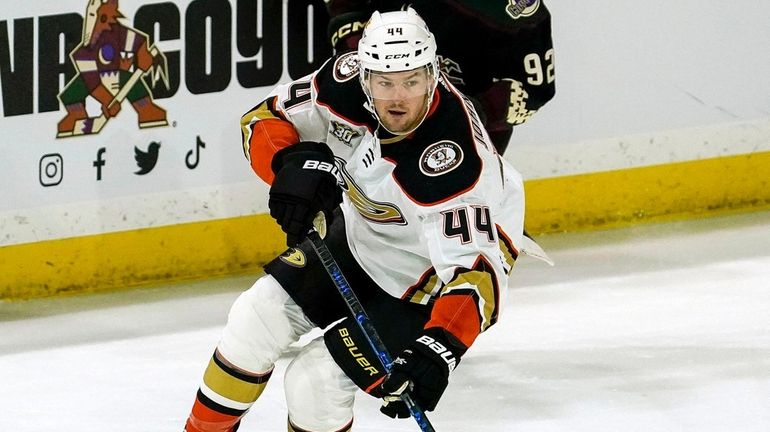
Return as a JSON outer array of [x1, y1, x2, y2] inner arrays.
[[378, 327, 467, 418], [328, 10, 371, 54], [269, 141, 342, 246]]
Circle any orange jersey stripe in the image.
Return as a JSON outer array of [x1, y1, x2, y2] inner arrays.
[[247, 118, 299, 185], [425, 293, 479, 348]]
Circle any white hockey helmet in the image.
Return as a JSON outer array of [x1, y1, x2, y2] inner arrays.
[[357, 7, 440, 134], [358, 7, 438, 74]]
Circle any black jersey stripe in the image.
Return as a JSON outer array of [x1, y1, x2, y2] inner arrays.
[[496, 224, 519, 274], [211, 350, 273, 385]]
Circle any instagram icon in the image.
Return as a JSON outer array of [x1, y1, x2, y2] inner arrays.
[[39, 153, 64, 187]]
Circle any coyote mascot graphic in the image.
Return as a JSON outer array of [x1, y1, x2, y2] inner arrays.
[[57, 0, 170, 137]]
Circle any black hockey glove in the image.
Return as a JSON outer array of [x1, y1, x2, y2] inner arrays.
[[328, 10, 371, 54], [378, 327, 467, 418], [269, 141, 342, 247]]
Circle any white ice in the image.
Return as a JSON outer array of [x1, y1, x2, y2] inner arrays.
[[2, 211, 769, 432]]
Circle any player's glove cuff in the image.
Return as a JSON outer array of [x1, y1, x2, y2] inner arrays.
[[408, 327, 467, 380], [378, 327, 467, 417], [270, 141, 335, 174]]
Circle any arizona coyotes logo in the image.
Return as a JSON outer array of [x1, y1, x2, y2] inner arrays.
[[506, 0, 541, 20], [56, 0, 170, 138], [330, 120, 362, 146], [437, 55, 464, 86], [336, 157, 406, 225]]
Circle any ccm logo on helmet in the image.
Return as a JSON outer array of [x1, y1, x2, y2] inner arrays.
[[385, 54, 410, 59]]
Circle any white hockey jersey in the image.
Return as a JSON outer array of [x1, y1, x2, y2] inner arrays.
[[241, 52, 525, 348]]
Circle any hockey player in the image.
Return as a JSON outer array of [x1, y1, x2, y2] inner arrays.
[[184, 8, 525, 432], [325, 0, 556, 154]]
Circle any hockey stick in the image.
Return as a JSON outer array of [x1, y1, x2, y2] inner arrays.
[[68, 68, 144, 136], [306, 226, 436, 432]]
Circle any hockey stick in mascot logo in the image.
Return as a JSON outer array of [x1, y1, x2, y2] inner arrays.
[[307, 214, 436, 432], [71, 68, 144, 135]]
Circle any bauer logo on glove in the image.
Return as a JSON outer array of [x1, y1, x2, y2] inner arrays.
[[302, 159, 341, 178], [379, 327, 467, 417], [416, 334, 457, 372], [269, 141, 343, 246]]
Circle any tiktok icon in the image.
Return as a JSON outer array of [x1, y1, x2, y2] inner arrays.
[[186, 136, 206, 169]]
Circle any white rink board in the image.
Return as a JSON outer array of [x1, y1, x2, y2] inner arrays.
[[1, 0, 327, 246], [1, 0, 770, 246]]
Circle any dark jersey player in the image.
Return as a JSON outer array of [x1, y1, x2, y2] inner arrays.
[[326, 0, 556, 154]]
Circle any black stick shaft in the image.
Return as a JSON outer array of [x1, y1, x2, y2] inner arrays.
[[307, 230, 436, 432]]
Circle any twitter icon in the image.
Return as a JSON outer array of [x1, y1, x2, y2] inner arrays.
[[135, 141, 161, 175]]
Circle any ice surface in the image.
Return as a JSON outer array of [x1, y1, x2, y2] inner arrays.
[[2, 211, 769, 432]]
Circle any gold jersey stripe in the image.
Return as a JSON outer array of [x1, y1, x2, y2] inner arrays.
[[496, 225, 518, 274], [379, 134, 409, 145], [443, 269, 496, 331], [498, 238, 516, 273], [408, 273, 442, 305]]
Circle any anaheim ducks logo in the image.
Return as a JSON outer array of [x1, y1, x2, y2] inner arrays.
[[336, 157, 406, 225], [333, 52, 360, 82], [506, 0, 541, 20], [279, 248, 306, 268], [419, 141, 464, 177]]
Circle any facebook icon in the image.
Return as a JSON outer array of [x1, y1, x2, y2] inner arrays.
[[93, 147, 106, 180]]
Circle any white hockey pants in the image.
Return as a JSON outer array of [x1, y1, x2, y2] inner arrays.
[[216, 274, 358, 432]]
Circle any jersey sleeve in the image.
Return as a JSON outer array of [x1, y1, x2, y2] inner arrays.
[[240, 62, 335, 185], [418, 189, 511, 349], [240, 96, 299, 184]]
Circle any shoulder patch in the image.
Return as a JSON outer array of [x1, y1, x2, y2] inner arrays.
[[333, 52, 360, 82], [316, 54, 377, 128], [506, 0, 541, 19], [419, 141, 464, 177]]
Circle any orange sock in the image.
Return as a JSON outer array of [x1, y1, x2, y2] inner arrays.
[[185, 390, 243, 432], [185, 350, 273, 432]]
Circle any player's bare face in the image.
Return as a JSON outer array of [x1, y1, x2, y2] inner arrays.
[[368, 69, 432, 134]]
